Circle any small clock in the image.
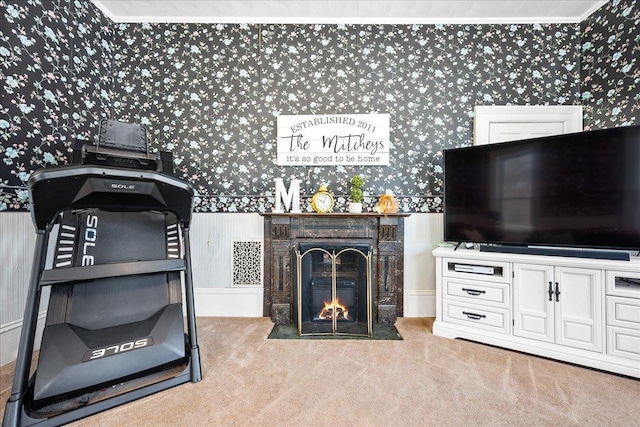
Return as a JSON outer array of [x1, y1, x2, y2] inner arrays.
[[311, 185, 335, 213]]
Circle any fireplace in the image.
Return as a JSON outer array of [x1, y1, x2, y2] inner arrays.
[[261, 213, 409, 328], [294, 244, 372, 336]]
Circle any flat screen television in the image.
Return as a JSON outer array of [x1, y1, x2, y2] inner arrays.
[[443, 125, 640, 256]]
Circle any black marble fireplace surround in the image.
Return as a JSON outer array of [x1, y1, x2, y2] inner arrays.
[[261, 213, 408, 330]]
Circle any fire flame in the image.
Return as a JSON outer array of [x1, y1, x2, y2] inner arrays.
[[318, 297, 349, 321]]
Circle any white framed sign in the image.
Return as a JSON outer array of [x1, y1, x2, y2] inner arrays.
[[276, 114, 390, 166]]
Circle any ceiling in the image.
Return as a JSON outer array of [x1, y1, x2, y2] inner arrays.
[[91, 0, 609, 24]]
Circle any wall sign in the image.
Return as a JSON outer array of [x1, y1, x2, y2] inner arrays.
[[276, 114, 390, 166]]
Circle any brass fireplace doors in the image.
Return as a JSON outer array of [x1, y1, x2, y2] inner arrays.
[[294, 245, 372, 337]]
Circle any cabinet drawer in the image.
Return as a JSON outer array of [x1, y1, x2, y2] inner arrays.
[[607, 326, 640, 361], [606, 270, 640, 298], [444, 278, 510, 308], [443, 301, 510, 334], [606, 296, 640, 329]]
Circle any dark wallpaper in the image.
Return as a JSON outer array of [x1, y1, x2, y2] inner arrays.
[[1, 0, 113, 210], [1, 0, 638, 213], [109, 22, 582, 213], [581, 0, 640, 129]]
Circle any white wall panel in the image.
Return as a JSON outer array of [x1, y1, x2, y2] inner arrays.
[[1, 212, 36, 324], [403, 213, 443, 317], [404, 290, 437, 317], [0, 212, 48, 366], [189, 213, 263, 288], [403, 213, 443, 292], [193, 288, 263, 317]]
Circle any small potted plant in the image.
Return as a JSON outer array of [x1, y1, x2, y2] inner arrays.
[[348, 174, 365, 213]]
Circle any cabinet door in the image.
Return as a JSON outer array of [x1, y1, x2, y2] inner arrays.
[[513, 263, 554, 343], [554, 267, 603, 352]]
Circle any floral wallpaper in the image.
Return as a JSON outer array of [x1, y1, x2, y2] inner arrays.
[[109, 22, 582, 213], [1, 0, 112, 210], [1, 0, 638, 213], [581, 0, 639, 129]]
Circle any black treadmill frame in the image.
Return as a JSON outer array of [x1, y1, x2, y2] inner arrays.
[[2, 165, 202, 427]]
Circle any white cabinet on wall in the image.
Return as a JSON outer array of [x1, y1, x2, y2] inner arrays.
[[433, 247, 640, 378]]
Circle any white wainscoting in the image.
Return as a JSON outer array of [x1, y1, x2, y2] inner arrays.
[[0, 311, 47, 367], [1, 212, 40, 366], [403, 213, 442, 317], [1, 212, 36, 325], [1, 211, 443, 365], [189, 213, 264, 288], [404, 290, 437, 317], [192, 287, 263, 317]]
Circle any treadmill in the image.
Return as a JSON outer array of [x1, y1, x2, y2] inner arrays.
[[2, 120, 202, 427]]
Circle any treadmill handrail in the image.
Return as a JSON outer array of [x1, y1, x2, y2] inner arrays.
[[28, 165, 195, 231], [39, 259, 186, 286]]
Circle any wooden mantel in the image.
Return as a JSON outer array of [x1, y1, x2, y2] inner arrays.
[[260, 212, 409, 325]]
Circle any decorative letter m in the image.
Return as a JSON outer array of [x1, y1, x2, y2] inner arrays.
[[273, 178, 301, 213]]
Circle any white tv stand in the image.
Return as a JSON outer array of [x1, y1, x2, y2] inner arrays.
[[433, 246, 640, 378]]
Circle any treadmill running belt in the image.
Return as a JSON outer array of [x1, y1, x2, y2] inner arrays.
[[32, 209, 186, 410]]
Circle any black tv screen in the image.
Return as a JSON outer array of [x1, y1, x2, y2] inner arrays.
[[443, 125, 640, 251]]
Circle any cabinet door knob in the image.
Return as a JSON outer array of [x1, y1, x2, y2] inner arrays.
[[555, 282, 560, 302], [462, 288, 486, 296], [548, 281, 554, 301]]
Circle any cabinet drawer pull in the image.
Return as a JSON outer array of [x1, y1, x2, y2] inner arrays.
[[555, 282, 560, 302], [462, 288, 486, 296], [462, 311, 486, 320], [548, 281, 554, 301]]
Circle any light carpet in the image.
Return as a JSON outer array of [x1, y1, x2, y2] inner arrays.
[[1, 317, 639, 426]]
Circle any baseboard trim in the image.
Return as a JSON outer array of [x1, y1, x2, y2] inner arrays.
[[1, 311, 47, 367], [193, 287, 264, 317], [194, 288, 436, 318], [2, 287, 428, 365], [404, 290, 436, 317]]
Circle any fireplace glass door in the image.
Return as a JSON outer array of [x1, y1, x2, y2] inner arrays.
[[294, 244, 372, 336]]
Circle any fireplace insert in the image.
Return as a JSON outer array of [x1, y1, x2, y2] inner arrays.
[[294, 243, 372, 336]]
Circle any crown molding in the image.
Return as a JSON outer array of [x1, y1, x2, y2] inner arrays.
[[100, 16, 589, 25], [91, 0, 119, 22], [89, 1, 609, 25], [579, 0, 609, 21]]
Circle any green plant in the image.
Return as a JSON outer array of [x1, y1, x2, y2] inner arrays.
[[349, 175, 365, 203]]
